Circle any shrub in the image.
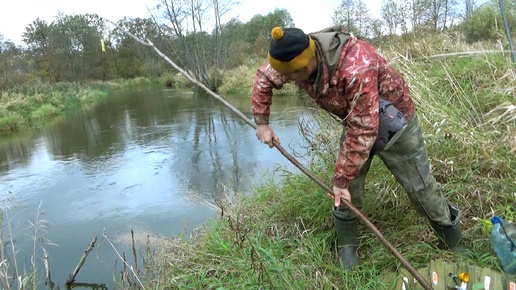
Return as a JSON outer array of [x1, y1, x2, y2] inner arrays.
[[0, 114, 25, 131], [31, 104, 60, 120]]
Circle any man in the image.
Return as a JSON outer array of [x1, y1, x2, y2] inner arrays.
[[251, 26, 465, 269]]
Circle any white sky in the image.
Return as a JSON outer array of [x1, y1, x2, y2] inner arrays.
[[0, 0, 382, 45]]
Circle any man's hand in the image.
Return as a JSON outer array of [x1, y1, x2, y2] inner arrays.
[[256, 124, 280, 148], [332, 186, 351, 207]]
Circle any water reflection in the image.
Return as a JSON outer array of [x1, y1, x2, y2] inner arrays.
[[0, 86, 314, 287]]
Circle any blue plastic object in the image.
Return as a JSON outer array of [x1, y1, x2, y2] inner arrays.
[[490, 216, 516, 274]]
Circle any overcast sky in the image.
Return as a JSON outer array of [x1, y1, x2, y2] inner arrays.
[[0, 0, 382, 45]]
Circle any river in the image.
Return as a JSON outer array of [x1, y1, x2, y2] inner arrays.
[[0, 86, 316, 288]]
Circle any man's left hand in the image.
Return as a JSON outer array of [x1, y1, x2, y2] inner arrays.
[[332, 186, 351, 207]]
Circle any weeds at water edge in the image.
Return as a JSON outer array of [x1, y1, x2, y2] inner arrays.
[[0, 198, 56, 289]]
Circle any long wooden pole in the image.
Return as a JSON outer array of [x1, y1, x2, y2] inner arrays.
[[104, 18, 433, 290]]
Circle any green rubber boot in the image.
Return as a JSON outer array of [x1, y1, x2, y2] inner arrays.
[[429, 205, 466, 254], [334, 215, 359, 269]]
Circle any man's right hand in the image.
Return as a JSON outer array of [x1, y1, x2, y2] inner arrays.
[[256, 124, 280, 148]]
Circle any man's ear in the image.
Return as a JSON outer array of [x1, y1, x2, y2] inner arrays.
[[306, 56, 317, 73], [303, 64, 312, 73]]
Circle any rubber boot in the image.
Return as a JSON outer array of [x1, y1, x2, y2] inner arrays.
[[334, 215, 359, 269], [429, 205, 466, 254]]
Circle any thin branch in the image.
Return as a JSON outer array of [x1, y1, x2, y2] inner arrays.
[[66, 234, 97, 285], [104, 19, 153, 47], [102, 229, 144, 289]]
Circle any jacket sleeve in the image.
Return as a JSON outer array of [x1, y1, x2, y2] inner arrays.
[[251, 63, 287, 125], [331, 43, 380, 189]]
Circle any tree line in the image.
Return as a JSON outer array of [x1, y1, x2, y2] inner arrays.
[[0, 0, 514, 91]]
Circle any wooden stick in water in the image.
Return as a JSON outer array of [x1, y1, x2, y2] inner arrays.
[[66, 234, 97, 285]]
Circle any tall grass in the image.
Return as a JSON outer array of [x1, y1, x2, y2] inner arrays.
[[141, 33, 516, 289], [0, 200, 55, 289], [0, 76, 169, 132], [0, 80, 112, 131], [219, 57, 302, 96]]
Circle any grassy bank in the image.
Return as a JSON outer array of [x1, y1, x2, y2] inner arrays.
[[0, 81, 107, 131], [0, 77, 160, 132], [140, 34, 516, 289], [0, 57, 297, 133]]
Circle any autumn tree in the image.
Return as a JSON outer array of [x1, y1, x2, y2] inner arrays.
[[0, 38, 28, 90], [243, 9, 295, 56], [218, 19, 250, 66], [461, 0, 516, 42], [54, 14, 105, 80], [23, 18, 57, 81], [23, 14, 107, 82], [109, 17, 167, 78]]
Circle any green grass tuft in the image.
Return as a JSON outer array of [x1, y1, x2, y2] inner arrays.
[[31, 104, 60, 120]]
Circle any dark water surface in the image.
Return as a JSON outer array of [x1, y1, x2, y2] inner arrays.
[[0, 86, 314, 288]]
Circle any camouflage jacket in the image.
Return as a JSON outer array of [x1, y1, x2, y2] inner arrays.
[[251, 33, 415, 189]]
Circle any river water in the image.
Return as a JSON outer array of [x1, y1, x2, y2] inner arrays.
[[0, 86, 315, 288]]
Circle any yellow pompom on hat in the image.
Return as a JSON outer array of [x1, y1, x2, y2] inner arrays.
[[268, 27, 316, 73]]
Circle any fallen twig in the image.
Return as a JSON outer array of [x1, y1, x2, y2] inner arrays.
[[43, 248, 53, 287], [66, 282, 108, 289], [66, 234, 97, 285]]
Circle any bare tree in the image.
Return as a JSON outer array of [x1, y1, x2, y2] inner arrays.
[[441, 0, 460, 30], [381, 0, 400, 35], [155, 0, 238, 91], [409, 0, 431, 31], [333, 0, 358, 31], [370, 19, 385, 38], [332, 0, 373, 37], [355, 0, 373, 37], [429, 0, 444, 30], [464, 0, 478, 19], [426, 0, 460, 31], [397, 1, 412, 34]]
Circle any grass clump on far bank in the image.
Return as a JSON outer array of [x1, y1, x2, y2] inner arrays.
[[218, 57, 302, 96], [0, 77, 164, 132], [141, 33, 515, 289], [0, 80, 112, 131]]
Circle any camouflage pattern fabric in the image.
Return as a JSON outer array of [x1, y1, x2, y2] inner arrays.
[[252, 34, 415, 189]]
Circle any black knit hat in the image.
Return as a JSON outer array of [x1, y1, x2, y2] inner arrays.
[[268, 27, 316, 73]]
